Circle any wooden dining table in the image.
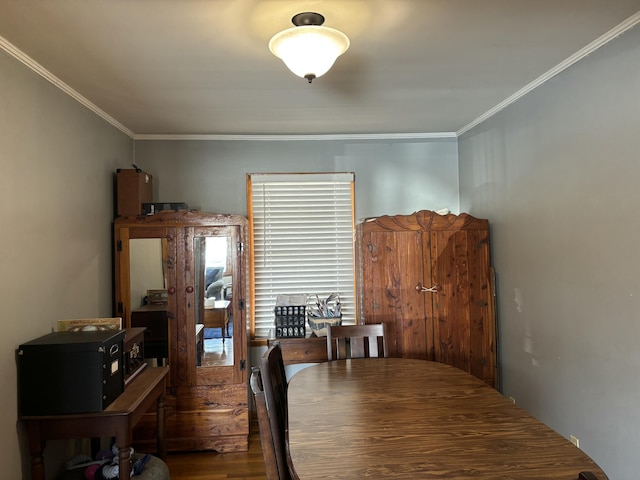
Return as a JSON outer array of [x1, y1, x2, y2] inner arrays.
[[287, 358, 608, 480]]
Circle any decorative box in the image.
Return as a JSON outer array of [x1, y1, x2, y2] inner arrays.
[[17, 330, 125, 415]]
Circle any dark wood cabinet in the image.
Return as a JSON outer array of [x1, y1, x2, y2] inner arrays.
[[114, 210, 249, 452], [357, 210, 498, 388], [131, 304, 169, 365]]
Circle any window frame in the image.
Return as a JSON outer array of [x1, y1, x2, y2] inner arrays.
[[247, 172, 356, 340]]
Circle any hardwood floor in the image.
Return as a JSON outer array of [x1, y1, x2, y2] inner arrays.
[[164, 418, 267, 479], [201, 336, 234, 367]]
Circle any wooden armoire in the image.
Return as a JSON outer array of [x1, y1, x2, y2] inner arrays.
[[356, 210, 498, 388], [114, 210, 249, 452]]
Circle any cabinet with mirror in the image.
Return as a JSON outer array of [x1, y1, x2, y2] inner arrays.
[[114, 210, 249, 452]]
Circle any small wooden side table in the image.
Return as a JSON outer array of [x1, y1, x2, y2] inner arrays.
[[204, 299, 231, 341], [21, 366, 169, 480]]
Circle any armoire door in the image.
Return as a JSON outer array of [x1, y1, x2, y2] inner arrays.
[[359, 229, 432, 359], [169, 223, 248, 452], [427, 225, 496, 386], [357, 210, 497, 388]]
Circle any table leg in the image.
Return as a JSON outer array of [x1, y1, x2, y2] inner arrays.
[[26, 422, 45, 480], [157, 391, 166, 459], [117, 444, 132, 480]]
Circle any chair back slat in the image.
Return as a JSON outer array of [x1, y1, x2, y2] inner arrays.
[[327, 324, 388, 360], [336, 337, 348, 359], [367, 335, 380, 357], [349, 336, 365, 358]]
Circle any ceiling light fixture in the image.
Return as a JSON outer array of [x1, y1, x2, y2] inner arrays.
[[269, 12, 350, 83]]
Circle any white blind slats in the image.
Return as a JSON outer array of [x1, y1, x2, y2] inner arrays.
[[249, 173, 355, 338]]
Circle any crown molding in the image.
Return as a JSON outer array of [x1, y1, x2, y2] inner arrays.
[[457, 11, 640, 136], [132, 132, 457, 141], [0, 35, 134, 138]]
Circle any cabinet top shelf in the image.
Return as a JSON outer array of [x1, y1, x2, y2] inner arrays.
[[114, 210, 247, 227], [358, 210, 488, 232]]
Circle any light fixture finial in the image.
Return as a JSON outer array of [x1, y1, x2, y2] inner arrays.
[[269, 12, 350, 83], [291, 12, 325, 27]]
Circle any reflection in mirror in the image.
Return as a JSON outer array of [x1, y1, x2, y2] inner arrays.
[[196, 236, 233, 367], [129, 238, 169, 367], [130, 238, 166, 309]]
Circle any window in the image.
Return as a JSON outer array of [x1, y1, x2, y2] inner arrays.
[[248, 173, 355, 339]]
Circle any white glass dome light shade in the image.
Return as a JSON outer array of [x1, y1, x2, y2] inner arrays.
[[269, 25, 350, 82]]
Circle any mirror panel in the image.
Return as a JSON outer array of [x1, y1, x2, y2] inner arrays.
[[195, 236, 233, 367]]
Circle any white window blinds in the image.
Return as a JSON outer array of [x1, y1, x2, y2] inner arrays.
[[248, 173, 355, 339]]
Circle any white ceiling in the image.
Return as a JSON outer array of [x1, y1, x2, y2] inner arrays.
[[1, 1, 639, 138]]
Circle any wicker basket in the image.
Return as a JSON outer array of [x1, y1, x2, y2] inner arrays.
[[307, 316, 342, 337]]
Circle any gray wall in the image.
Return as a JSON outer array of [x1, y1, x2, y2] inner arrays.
[[1, 51, 132, 478], [134, 138, 460, 221], [458, 26, 640, 480]]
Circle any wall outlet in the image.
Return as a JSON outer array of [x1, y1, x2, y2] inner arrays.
[[570, 435, 580, 448]]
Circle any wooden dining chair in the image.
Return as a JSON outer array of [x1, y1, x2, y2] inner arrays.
[[326, 323, 388, 360], [249, 367, 279, 480], [260, 343, 298, 480]]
